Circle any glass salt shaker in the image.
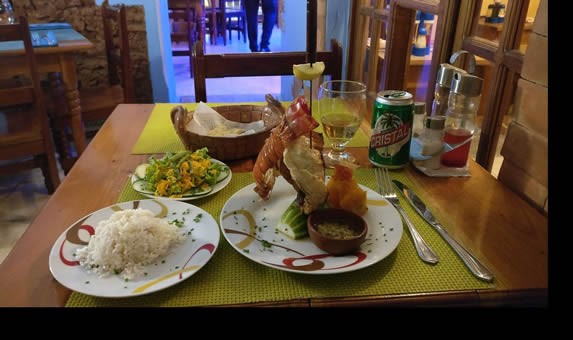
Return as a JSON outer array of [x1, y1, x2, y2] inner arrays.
[[420, 116, 446, 169], [412, 102, 426, 138]]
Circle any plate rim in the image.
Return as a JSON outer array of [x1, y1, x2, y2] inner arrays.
[[48, 198, 220, 298], [219, 176, 403, 275], [130, 158, 232, 201]]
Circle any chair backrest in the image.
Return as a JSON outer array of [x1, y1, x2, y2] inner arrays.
[[192, 39, 343, 102], [0, 16, 60, 193], [101, 1, 135, 103], [0, 17, 44, 112]]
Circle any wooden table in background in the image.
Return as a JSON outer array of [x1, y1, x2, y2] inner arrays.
[[0, 27, 94, 169], [0, 104, 548, 307]]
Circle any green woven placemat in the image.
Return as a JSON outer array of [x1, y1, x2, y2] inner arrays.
[[65, 169, 493, 307], [131, 102, 370, 154]]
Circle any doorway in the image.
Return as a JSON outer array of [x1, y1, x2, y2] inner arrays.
[[171, 0, 300, 103]]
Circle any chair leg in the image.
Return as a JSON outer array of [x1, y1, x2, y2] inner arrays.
[[38, 152, 60, 194]]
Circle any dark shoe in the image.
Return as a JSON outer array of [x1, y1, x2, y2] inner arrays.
[[250, 47, 259, 52], [260, 46, 271, 52]]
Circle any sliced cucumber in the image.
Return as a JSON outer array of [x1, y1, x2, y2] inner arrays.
[[182, 185, 213, 197], [134, 163, 149, 179], [216, 167, 230, 183], [276, 199, 308, 240], [132, 179, 154, 195]]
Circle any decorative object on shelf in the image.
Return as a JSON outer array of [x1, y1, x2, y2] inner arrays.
[[485, 1, 505, 23], [0, 0, 16, 24], [412, 11, 433, 56]]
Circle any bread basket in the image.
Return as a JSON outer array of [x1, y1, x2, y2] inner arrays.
[[170, 94, 284, 161]]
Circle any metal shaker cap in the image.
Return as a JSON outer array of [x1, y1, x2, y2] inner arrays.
[[414, 102, 426, 115], [436, 63, 467, 88], [451, 71, 483, 96], [424, 116, 446, 130]]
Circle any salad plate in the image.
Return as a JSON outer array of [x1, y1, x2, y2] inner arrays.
[[49, 199, 220, 298], [219, 176, 403, 274], [131, 157, 232, 201]]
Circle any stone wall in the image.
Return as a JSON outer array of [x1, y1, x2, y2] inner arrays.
[[13, 0, 153, 103]]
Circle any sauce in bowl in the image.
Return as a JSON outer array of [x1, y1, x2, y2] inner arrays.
[[316, 222, 360, 240]]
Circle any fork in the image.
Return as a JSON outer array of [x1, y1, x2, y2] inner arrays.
[[375, 167, 439, 264]]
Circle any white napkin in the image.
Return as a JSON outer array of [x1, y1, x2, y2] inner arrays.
[[186, 102, 265, 137], [412, 160, 470, 177]]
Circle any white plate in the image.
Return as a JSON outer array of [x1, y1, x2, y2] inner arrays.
[[219, 176, 403, 274], [131, 159, 232, 201], [49, 199, 220, 298]]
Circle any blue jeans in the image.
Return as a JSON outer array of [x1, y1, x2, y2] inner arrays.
[[245, 0, 277, 51]]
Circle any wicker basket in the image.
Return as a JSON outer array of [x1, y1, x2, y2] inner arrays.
[[170, 99, 283, 161]]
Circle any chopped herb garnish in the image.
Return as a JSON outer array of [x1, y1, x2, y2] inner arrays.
[[243, 249, 250, 253], [170, 219, 184, 228], [183, 208, 191, 215], [193, 213, 203, 222], [261, 240, 272, 248], [85, 281, 90, 284]]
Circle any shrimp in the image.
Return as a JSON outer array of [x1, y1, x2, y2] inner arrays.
[[253, 96, 319, 199]]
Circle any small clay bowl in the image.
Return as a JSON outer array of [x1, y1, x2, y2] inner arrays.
[[307, 208, 367, 256]]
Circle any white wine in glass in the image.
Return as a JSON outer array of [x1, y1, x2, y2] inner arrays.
[[319, 80, 367, 167]]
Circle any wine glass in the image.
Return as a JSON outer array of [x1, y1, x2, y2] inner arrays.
[[318, 80, 367, 167]]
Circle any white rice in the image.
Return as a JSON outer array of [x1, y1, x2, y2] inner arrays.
[[75, 208, 186, 280]]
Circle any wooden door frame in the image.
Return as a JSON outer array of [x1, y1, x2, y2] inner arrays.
[[379, 0, 459, 114], [454, 0, 530, 170]]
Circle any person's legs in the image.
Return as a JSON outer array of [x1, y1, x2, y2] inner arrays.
[[244, 0, 260, 52], [259, 0, 277, 52]]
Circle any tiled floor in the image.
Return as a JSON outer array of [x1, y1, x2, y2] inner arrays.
[[0, 25, 505, 264]]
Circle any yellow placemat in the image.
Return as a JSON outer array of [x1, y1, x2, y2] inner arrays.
[[131, 102, 370, 154], [66, 169, 493, 307]]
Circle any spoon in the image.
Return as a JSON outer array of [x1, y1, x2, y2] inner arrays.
[[442, 134, 475, 153]]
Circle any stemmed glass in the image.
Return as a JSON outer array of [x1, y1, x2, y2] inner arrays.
[[318, 80, 367, 167]]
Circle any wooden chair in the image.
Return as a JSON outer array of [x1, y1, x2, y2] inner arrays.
[[204, 0, 226, 45], [50, 0, 135, 173], [0, 16, 61, 193], [224, 0, 246, 43], [192, 39, 343, 102]]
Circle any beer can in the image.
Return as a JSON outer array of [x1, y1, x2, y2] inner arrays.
[[369, 90, 414, 169]]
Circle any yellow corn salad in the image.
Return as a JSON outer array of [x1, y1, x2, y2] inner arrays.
[[143, 148, 227, 198]]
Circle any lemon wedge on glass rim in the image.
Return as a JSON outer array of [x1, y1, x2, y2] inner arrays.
[[293, 62, 325, 80]]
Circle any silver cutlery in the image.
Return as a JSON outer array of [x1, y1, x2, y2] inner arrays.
[[392, 180, 494, 282], [375, 167, 439, 264]]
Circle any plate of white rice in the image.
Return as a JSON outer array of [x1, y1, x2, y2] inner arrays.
[[49, 199, 219, 298]]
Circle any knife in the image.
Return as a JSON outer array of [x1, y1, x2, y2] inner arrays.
[[392, 180, 494, 282]]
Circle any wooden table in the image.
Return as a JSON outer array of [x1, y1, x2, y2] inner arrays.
[[0, 104, 548, 307], [0, 26, 94, 167]]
